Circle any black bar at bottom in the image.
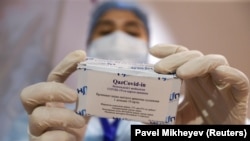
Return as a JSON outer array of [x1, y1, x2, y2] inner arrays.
[[131, 125, 250, 140]]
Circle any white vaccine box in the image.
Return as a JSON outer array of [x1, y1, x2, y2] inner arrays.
[[75, 58, 182, 124]]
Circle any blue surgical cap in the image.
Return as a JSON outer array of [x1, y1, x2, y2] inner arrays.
[[86, 0, 149, 45]]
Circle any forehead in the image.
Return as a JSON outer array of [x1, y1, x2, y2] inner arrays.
[[98, 9, 144, 25]]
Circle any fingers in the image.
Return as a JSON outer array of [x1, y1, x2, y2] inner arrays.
[[150, 44, 201, 74], [29, 107, 85, 136], [154, 50, 203, 74], [211, 65, 249, 99], [29, 130, 76, 141], [150, 44, 231, 81], [47, 50, 86, 83], [20, 50, 87, 140], [177, 54, 229, 79], [149, 44, 188, 58], [20, 82, 78, 114]]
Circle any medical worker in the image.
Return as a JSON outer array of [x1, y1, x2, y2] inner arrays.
[[20, 1, 249, 141]]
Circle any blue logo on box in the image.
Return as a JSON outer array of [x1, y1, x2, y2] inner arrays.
[[165, 115, 176, 123], [169, 92, 180, 101], [77, 86, 87, 95], [76, 109, 86, 116]]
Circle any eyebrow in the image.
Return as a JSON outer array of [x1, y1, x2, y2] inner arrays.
[[125, 21, 146, 30], [95, 20, 114, 28], [125, 20, 144, 29]]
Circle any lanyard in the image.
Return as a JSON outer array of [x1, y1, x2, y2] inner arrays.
[[99, 117, 120, 141]]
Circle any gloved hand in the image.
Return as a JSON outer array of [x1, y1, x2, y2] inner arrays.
[[20, 50, 89, 141], [149, 44, 249, 124]]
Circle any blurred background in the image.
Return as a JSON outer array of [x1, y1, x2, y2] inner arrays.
[[1, 0, 250, 140]]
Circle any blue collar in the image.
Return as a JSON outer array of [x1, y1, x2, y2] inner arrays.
[[99, 118, 120, 141]]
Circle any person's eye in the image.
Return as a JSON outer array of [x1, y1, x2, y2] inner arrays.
[[127, 31, 140, 37], [99, 30, 113, 36]]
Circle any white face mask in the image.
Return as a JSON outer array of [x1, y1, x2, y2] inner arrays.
[[86, 31, 149, 63]]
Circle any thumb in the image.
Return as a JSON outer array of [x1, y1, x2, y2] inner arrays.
[[47, 50, 86, 83], [212, 65, 249, 97]]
